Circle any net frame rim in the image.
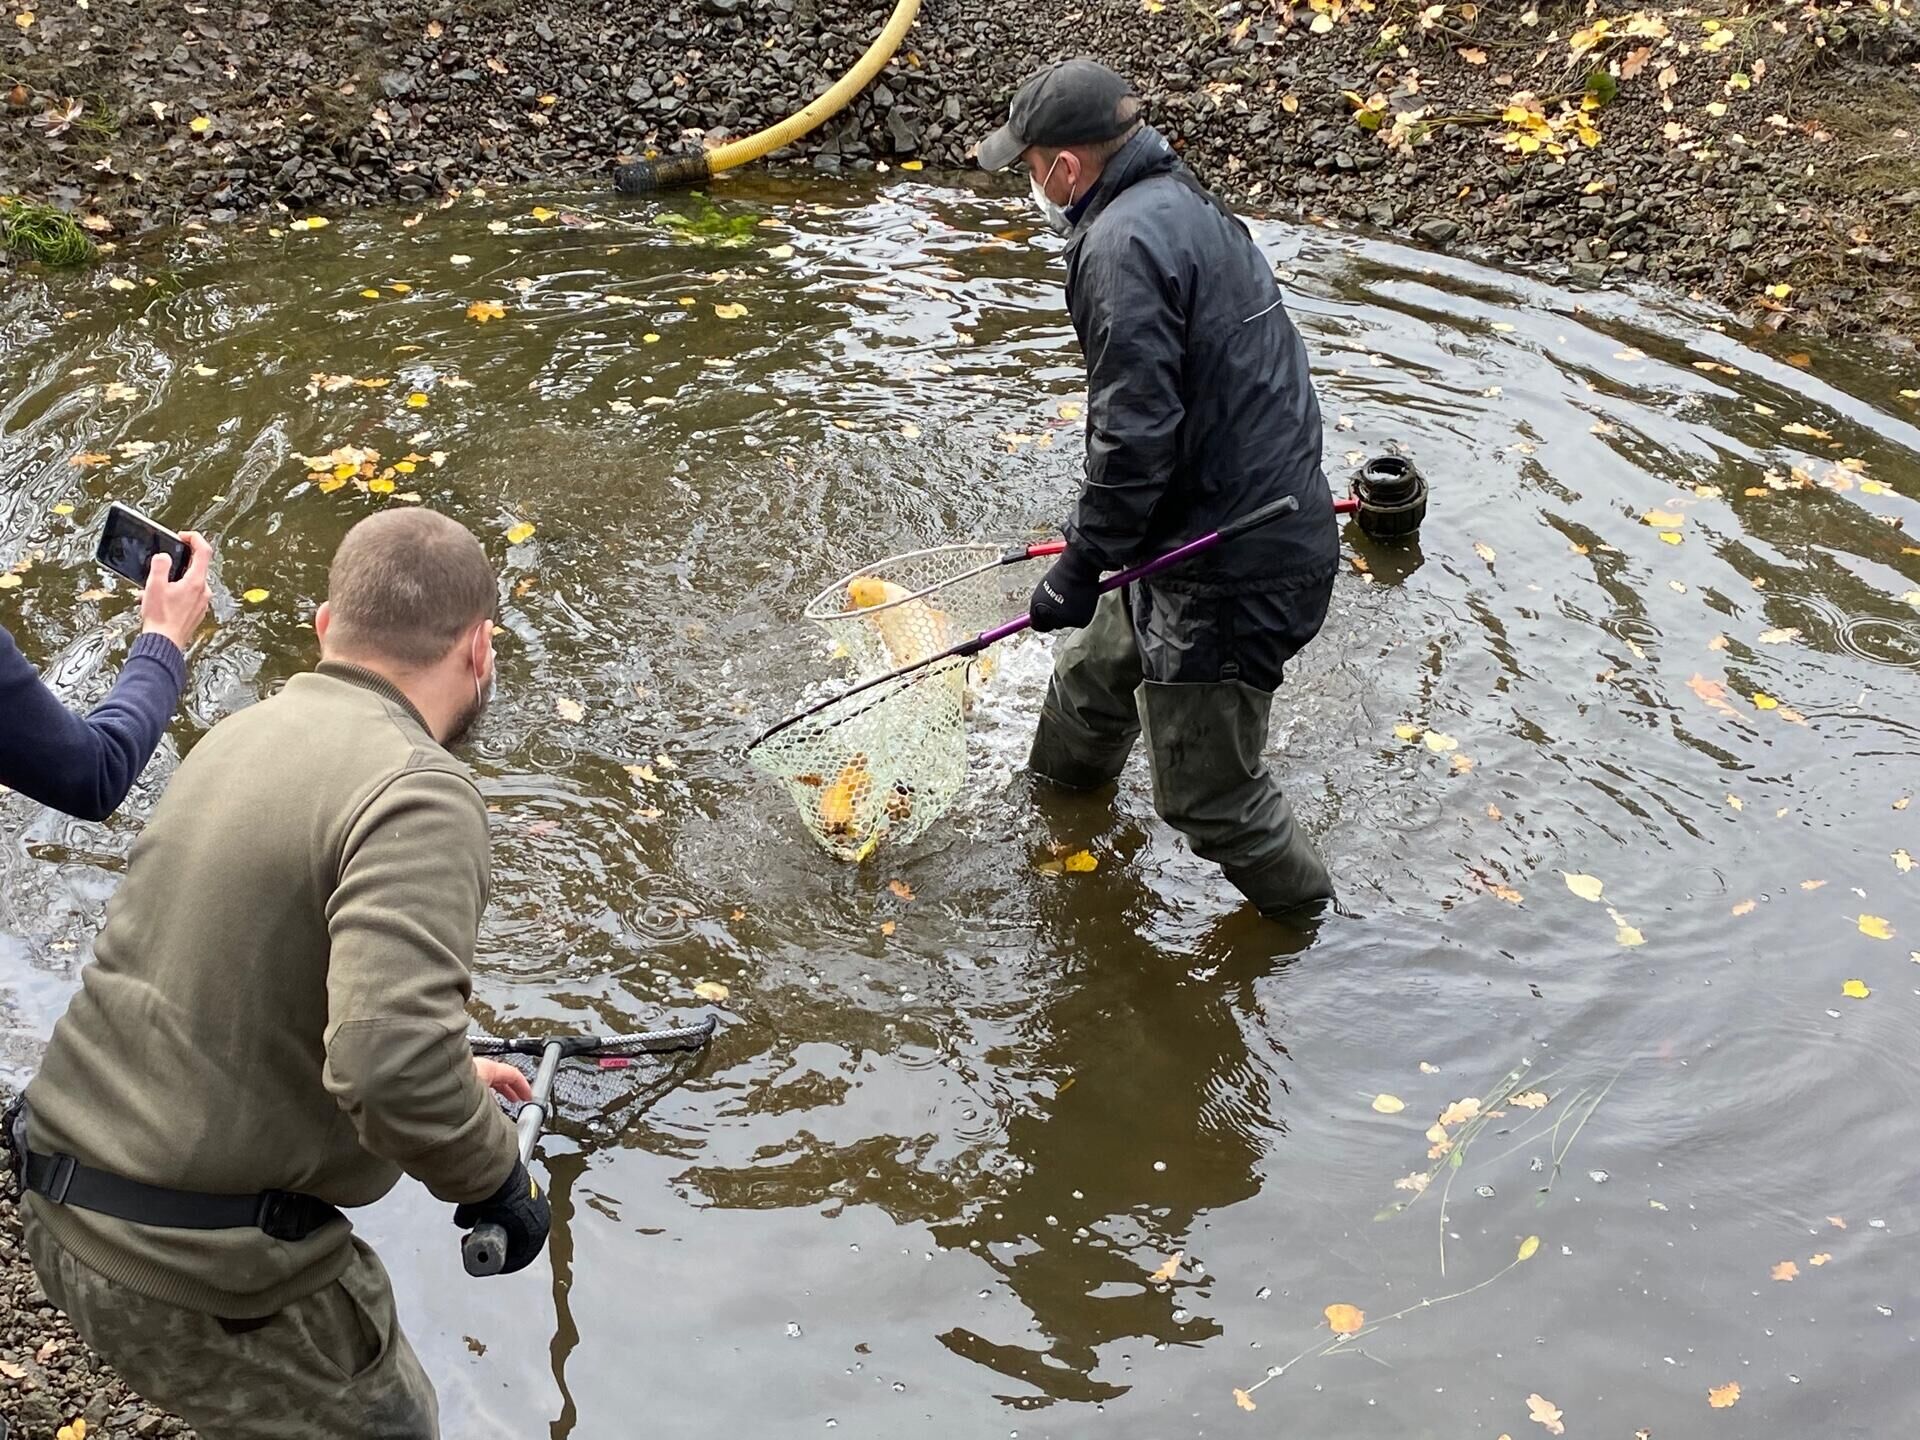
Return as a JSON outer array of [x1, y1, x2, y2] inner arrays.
[[467, 1016, 717, 1057], [801, 543, 1011, 625], [743, 653, 973, 761]]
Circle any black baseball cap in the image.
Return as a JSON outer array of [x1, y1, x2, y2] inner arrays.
[[976, 58, 1137, 171]]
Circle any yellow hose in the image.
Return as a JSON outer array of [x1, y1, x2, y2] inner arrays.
[[613, 0, 923, 193]]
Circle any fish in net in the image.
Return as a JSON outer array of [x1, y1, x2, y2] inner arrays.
[[747, 656, 971, 862], [803, 543, 1038, 678], [470, 1018, 716, 1136]]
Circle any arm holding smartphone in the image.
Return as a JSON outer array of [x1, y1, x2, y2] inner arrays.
[[0, 531, 213, 821]]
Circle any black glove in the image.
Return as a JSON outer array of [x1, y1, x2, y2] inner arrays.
[[1029, 550, 1101, 633], [453, 1158, 551, 1275]]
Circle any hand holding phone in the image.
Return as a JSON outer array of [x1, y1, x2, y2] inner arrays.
[[138, 530, 213, 652], [94, 503, 213, 651]]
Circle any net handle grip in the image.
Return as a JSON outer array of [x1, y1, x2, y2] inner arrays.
[[962, 496, 1300, 654], [463, 1040, 561, 1278]]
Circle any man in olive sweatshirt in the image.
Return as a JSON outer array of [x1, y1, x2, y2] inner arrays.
[[9, 508, 547, 1438]]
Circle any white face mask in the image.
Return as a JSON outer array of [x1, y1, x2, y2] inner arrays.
[[1030, 154, 1073, 236]]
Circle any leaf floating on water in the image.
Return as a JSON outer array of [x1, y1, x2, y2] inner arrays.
[[1526, 1392, 1566, 1436], [1751, 692, 1779, 711], [1658, 530, 1683, 545], [1643, 510, 1686, 528], [880, 920, 897, 937], [554, 696, 585, 723], [1781, 421, 1833, 440], [1688, 673, 1737, 717], [1858, 915, 1894, 940], [1772, 1259, 1799, 1281], [1809, 1252, 1832, 1266], [1232, 1388, 1257, 1412], [1894, 850, 1914, 874], [1708, 1381, 1741, 1409], [1517, 1234, 1541, 1261], [1609, 907, 1645, 947], [1511, 1091, 1549, 1109], [693, 980, 730, 1003], [505, 521, 536, 545], [1420, 1061, 1441, 1073], [1064, 849, 1097, 873], [1828, 1215, 1847, 1229], [1732, 899, 1756, 916], [70, 451, 112, 468], [530, 206, 557, 221], [1437, 1097, 1482, 1127], [1473, 541, 1497, 564], [406, 391, 429, 408], [1395, 1171, 1430, 1192], [1423, 730, 1459, 753], [1372, 1093, 1406, 1114], [1394, 723, 1420, 741], [241, 587, 269, 603], [1801, 879, 1827, 891], [888, 879, 915, 902], [1324, 1303, 1364, 1335], [1150, 1251, 1182, 1283], [1757, 627, 1801, 644], [466, 299, 507, 322], [1563, 872, 1604, 903], [713, 301, 749, 319]]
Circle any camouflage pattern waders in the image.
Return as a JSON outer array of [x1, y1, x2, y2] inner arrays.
[[23, 1214, 439, 1439]]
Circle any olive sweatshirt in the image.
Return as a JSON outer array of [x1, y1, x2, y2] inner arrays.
[[24, 662, 518, 1316]]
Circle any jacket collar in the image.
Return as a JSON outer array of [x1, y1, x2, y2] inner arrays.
[[313, 660, 434, 737], [1064, 125, 1180, 252]]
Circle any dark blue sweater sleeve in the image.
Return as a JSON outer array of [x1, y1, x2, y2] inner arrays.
[[0, 624, 186, 821]]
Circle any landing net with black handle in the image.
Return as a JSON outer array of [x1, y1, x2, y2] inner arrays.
[[469, 1017, 716, 1134]]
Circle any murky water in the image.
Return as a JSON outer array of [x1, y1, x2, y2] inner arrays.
[[3, 175, 1918, 1438]]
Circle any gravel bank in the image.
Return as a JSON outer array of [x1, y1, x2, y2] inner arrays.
[[2, 0, 1917, 339]]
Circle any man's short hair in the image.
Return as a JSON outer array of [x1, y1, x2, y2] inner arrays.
[[324, 509, 496, 669]]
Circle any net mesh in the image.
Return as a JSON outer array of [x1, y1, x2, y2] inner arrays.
[[804, 544, 1032, 678], [747, 657, 972, 862], [470, 1023, 714, 1135]]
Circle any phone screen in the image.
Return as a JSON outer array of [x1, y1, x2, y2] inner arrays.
[[96, 503, 189, 586]]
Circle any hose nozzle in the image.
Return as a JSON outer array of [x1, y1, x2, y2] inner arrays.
[[611, 152, 714, 194]]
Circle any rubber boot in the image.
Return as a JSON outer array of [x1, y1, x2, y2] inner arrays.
[[1027, 591, 1143, 791], [1137, 678, 1335, 914]]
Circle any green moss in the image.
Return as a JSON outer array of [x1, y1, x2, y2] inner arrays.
[[655, 193, 760, 247], [0, 199, 97, 267]]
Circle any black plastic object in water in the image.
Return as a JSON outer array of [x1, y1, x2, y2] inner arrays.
[[1351, 455, 1429, 541]]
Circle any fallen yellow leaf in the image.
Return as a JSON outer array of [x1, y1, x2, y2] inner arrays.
[[1894, 849, 1914, 874], [643, 332, 661, 343], [1658, 530, 1683, 545], [1609, 907, 1645, 947], [1772, 1259, 1799, 1281], [1708, 1381, 1741, 1408], [888, 878, 914, 902], [241, 588, 269, 603], [1372, 1093, 1406, 1114], [505, 521, 536, 545], [406, 391, 429, 408], [530, 206, 557, 221], [1423, 730, 1459, 753], [1393, 723, 1419, 741], [900, 159, 924, 171], [1526, 1392, 1565, 1435], [1643, 509, 1686, 528], [713, 301, 749, 319], [466, 299, 506, 322], [554, 696, 584, 723], [1859, 915, 1894, 940], [693, 980, 730, 1002], [1510, 1091, 1549, 1109], [1752, 692, 1779, 710], [1437, 1097, 1481, 1127], [1324, 1303, 1364, 1335], [1732, 899, 1756, 916], [1517, 1234, 1541, 1261], [1232, 1388, 1257, 1412], [1063, 849, 1098, 873], [1473, 540, 1496, 563], [1150, 1251, 1181, 1283], [1809, 1251, 1832, 1266], [1563, 872, 1604, 903], [189, 115, 210, 134], [360, 288, 381, 299]]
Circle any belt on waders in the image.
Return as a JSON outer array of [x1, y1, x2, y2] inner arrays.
[[4, 1098, 341, 1243]]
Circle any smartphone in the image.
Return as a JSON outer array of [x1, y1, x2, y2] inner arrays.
[[96, 502, 190, 586]]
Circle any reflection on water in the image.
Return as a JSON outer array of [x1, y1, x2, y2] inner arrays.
[[1, 176, 1917, 1438]]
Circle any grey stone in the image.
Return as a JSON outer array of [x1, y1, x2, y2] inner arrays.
[[379, 70, 414, 98], [1412, 218, 1459, 246]]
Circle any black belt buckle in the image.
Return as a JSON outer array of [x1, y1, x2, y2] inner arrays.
[[44, 1153, 77, 1205], [254, 1189, 337, 1242]]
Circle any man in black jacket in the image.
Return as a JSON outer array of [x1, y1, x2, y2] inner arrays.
[[978, 58, 1338, 915]]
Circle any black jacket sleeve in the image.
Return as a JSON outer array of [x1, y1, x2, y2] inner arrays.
[[1065, 231, 1187, 571], [0, 625, 185, 821]]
